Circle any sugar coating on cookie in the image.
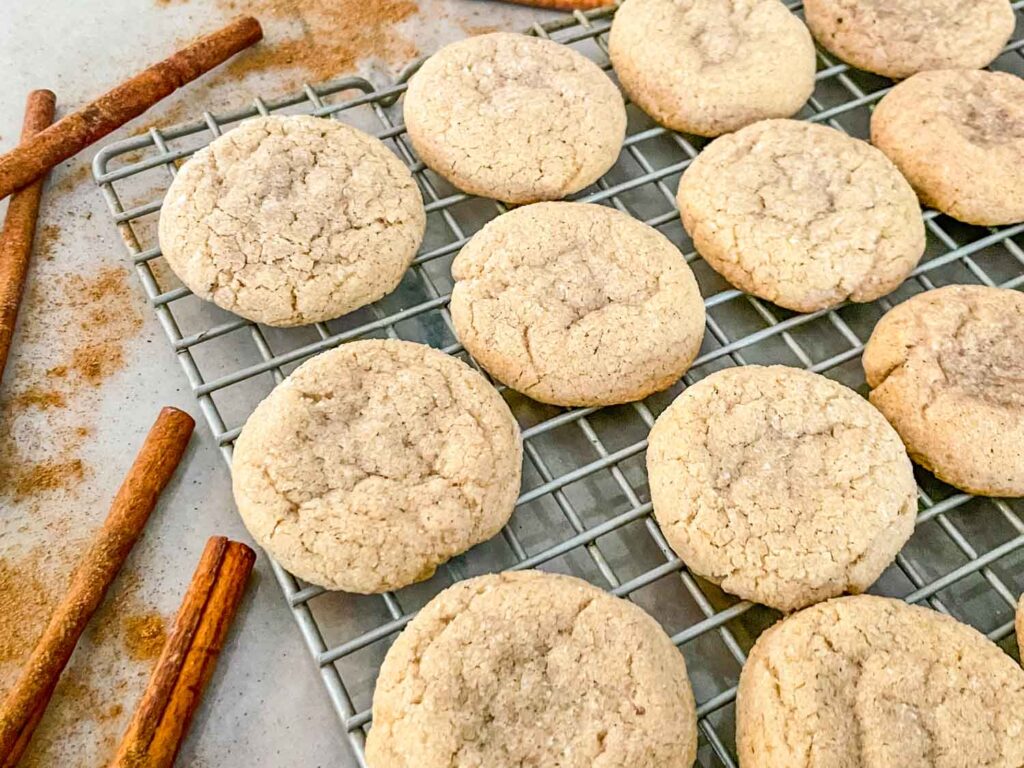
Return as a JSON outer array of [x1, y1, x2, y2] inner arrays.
[[231, 339, 522, 593], [647, 365, 917, 612], [677, 119, 925, 312], [366, 570, 698, 768], [609, 0, 816, 137], [863, 285, 1024, 496], [403, 32, 626, 205], [737, 594, 1024, 767], [803, 0, 1014, 79], [159, 115, 425, 327], [871, 69, 1024, 226], [449, 202, 706, 407]]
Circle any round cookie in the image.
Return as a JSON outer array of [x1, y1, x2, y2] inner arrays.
[[803, 0, 1014, 80], [737, 594, 1024, 767], [403, 32, 626, 205], [365, 570, 698, 768], [608, 0, 816, 137], [647, 365, 917, 612], [231, 339, 522, 593], [863, 284, 1024, 496], [159, 115, 425, 327], [449, 202, 706, 407], [871, 69, 1024, 226], [677, 119, 925, 312]]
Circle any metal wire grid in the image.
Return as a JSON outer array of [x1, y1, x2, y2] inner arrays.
[[92, 3, 1024, 765]]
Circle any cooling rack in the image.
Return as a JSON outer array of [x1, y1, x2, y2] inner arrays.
[[93, 3, 1024, 765]]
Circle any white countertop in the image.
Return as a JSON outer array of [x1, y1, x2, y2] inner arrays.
[[0, 1, 556, 764]]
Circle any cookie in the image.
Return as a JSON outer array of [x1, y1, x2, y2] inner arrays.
[[871, 69, 1024, 226], [159, 115, 425, 327], [365, 570, 698, 768], [231, 339, 522, 593], [609, 0, 816, 137], [863, 284, 1024, 496], [403, 32, 626, 205], [647, 365, 917, 612], [737, 594, 1024, 767], [803, 0, 1014, 79], [449, 202, 706, 407], [677, 119, 925, 312]]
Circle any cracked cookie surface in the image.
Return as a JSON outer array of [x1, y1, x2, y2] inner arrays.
[[403, 32, 626, 205], [677, 119, 925, 312], [365, 570, 698, 768], [609, 0, 816, 137], [449, 202, 706, 407], [871, 70, 1024, 226], [737, 594, 1024, 768], [159, 115, 425, 327], [647, 366, 917, 611], [803, 0, 1014, 79], [863, 284, 1024, 496], [231, 339, 522, 593]]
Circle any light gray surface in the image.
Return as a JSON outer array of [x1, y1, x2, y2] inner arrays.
[[0, 2, 553, 765]]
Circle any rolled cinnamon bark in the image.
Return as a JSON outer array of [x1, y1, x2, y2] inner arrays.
[[0, 90, 56, 381], [110, 537, 255, 768], [0, 16, 262, 201], [0, 407, 195, 767]]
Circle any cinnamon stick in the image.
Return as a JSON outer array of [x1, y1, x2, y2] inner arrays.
[[0, 407, 195, 767], [0, 90, 56, 381], [0, 16, 262, 200], [110, 537, 255, 768]]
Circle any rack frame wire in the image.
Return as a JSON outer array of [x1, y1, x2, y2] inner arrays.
[[94, 3, 1024, 765]]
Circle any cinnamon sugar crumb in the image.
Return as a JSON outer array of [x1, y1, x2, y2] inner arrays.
[[9, 459, 86, 499], [0, 551, 55, 664], [34, 224, 61, 261], [52, 162, 92, 197], [123, 613, 168, 661], [71, 345, 126, 386], [10, 387, 66, 410]]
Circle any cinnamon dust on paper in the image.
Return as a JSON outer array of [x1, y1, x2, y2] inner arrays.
[[142, 0, 420, 130], [51, 163, 92, 198], [122, 614, 168, 661], [0, 265, 143, 503], [218, 0, 420, 83], [0, 550, 56, 666], [33, 224, 61, 262]]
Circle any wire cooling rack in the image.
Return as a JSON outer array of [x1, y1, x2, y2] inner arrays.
[[94, 3, 1024, 765]]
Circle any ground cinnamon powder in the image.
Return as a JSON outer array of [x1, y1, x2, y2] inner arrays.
[[122, 614, 168, 662], [219, 0, 420, 84], [32, 224, 61, 262], [0, 264, 144, 503], [0, 552, 56, 666]]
